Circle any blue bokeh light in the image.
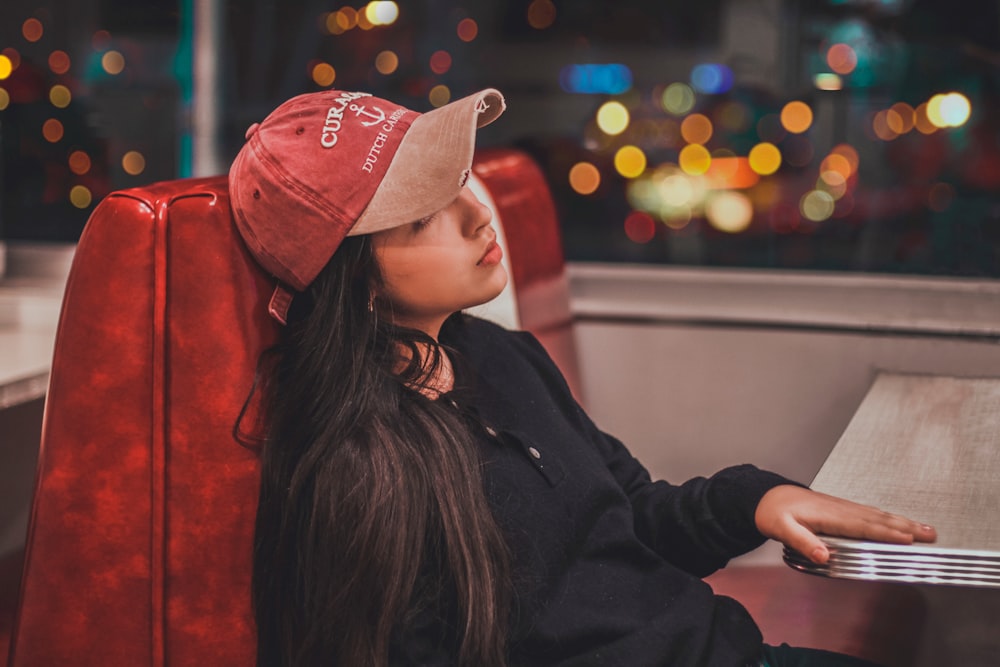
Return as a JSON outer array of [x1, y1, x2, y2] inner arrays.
[[559, 64, 633, 95], [690, 63, 734, 94]]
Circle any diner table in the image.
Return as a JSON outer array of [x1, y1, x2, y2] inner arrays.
[[785, 372, 1000, 589]]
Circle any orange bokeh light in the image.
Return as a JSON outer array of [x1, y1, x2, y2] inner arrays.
[[22, 18, 43, 43], [457, 18, 478, 42], [42, 118, 64, 143], [48, 50, 71, 74]]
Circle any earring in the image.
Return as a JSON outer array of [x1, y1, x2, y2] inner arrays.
[[367, 292, 375, 313]]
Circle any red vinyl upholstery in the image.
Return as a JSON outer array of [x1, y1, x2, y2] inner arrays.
[[7, 149, 576, 666]]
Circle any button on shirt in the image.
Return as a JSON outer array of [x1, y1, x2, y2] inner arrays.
[[394, 314, 794, 667]]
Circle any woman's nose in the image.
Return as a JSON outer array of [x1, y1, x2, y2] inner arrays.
[[460, 187, 493, 234]]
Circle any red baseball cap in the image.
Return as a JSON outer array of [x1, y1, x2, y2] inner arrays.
[[229, 87, 506, 323]]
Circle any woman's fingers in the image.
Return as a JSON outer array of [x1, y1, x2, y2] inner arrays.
[[754, 485, 937, 563]]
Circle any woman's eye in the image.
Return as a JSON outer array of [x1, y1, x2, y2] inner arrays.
[[413, 214, 435, 231]]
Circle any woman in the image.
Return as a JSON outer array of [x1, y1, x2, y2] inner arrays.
[[229, 88, 936, 667]]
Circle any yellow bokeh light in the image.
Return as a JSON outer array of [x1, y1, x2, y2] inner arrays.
[[0, 55, 12, 80], [780, 101, 813, 134], [706, 191, 753, 233], [826, 43, 857, 75], [457, 18, 478, 42], [312, 62, 336, 87], [679, 144, 711, 175], [68, 150, 91, 175], [42, 118, 64, 143], [102, 50, 125, 75], [569, 162, 601, 195], [680, 113, 713, 145], [428, 84, 451, 107], [800, 190, 835, 221], [662, 82, 695, 115], [614, 145, 647, 178], [49, 84, 71, 108], [122, 150, 146, 176], [527, 0, 557, 29], [375, 50, 399, 75], [748, 142, 782, 176], [596, 101, 630, 136], [70, 185, 92, 209], [365, 1, 399, 25], [0, 88, 9, 110], [22, 18, 44, 43]]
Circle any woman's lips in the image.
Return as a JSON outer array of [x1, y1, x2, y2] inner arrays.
[[478, 240, 503, 266]]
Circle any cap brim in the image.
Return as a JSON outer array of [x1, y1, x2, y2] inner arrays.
[[350, 88, 505, 235]]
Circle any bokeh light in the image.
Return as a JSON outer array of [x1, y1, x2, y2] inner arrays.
[[661, 83, 695, 115], [49, 84, 71, 108], [48, 50, 70, 74], [818, 170, 848, 199], [706, 191, 753, 233], [706, 156, 758, 189], [872, 110, 898, 141], [780, 101, 813, 134], [914, 102, 937, 134], [830, 144, 859, 173], [814, 73, 842, 91], [680, 113, 712, 145], [939, 92, 971, 127], [826, 43, 858, 75], [614, 145, 647, 178], [375, 50, 399, 75], [428, 84, 451, 107], [102, 50, 125, 75], [886, 102, 915, 134], [0, 88, 9, 110], [748, 142, 782, 176], [569, 161, 601, 195], [326, 10, 352, 34], [429, 50, 452, 75], [596, 101, 629, 135], [679, 144, 711, 175], [800, 190, 835, 221], [42, 118, 64, 143], [0, 55, 12, 80], [365, 1, 399, 25], [527, 0, 557, 29], [122, 151, 146, 175], [68, 150, 91, 175], [311, 62, 336, 86], [356, 9, 375, 30], [690, 63, 733, 94], [624, 211, 656, 244], [820, 153, 853, 181], [560, 64, 632, 95], [22, 18, 44, 43], [457, 18, 478, 42], [70, 185, 92, 209]]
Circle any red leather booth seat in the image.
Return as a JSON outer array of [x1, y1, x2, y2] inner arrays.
[[7, 148, 576, 666]]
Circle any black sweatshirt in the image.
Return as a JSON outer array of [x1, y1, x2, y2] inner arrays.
[[393, 314, 792, 666]]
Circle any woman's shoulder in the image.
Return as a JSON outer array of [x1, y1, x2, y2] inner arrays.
[[444, 313, 540, 355]]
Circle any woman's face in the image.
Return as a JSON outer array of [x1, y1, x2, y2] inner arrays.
[[371, 186, 508, 338]]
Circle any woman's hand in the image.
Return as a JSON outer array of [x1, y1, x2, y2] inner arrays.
[[754, 485, 937, 564]]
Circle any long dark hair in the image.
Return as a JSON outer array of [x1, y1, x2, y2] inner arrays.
[[241, 235, 510, 666]]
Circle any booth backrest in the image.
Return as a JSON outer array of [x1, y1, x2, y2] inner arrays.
[[8, 148, 576, 666]]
